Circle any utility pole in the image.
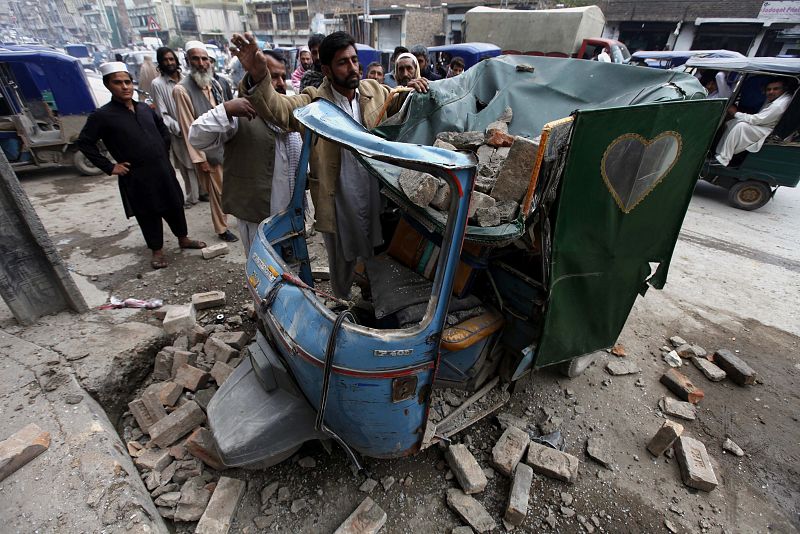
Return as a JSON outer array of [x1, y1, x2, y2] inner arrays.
[[113, 0, 133, 45]]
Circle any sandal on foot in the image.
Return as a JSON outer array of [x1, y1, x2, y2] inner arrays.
[[151, 259, 168, 269], [179, 239, 207, 249]]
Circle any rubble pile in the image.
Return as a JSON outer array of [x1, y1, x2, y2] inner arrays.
[[398, 107, 538, 227], [120, 290, 253, 526]]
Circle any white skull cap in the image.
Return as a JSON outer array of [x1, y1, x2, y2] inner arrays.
[[98, 61, 128, 76]]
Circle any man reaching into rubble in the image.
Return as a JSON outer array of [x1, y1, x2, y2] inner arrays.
[[231, 31, 428, 298], [76, 62, 206, 269]]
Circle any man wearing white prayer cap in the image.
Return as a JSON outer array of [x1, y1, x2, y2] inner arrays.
[[76, 62, 206, 269], [173, 41, 238, 242]]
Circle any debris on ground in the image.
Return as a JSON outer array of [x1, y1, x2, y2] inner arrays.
[[334, 497, 387, 534], [0, 423, 50, 482], [712, 349, 757, 385], [646, 420, 684, 457], [675, 436, 719, 491], [660, 369, 704, 404], [722, 438, 745, 457]]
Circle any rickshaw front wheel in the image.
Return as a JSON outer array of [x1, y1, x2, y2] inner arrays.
[[558, 352, 598, 378], [727, 180, 771, 211], [73, 150, 104, 176]]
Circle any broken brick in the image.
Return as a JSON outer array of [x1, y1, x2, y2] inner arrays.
[[141, 383, 168, 422], [203, 337, 238, 364], [446, 489, 496, 533], [162, 305, 196, 335], [211, 331, 250, 350], [492, 136, 539, 203], [660, 369, 704, 404], [505, 462, 533, 526], [153, 351, 174, 381], [713, 349, 756, 386], [201, 243, 229, 260], [526, 441, 579, 483], [134, 447, 172, 472], [148, 401, 206, 448], [491, 425, 529, 477], [171, 350, 197, 378], [485, 128, 515, 148], [0, 423, 50, 482], [185, 427, 226, 471], [174, 364, 209, 392], [128, 398, 158, 433], [195, 476, 245, 533], [647, 420, 684, 457], [334, 497, 387, 534], [191, 290, 226, 311], [446, 444, 488, 494], [159, 382, 184, 407], [210, 361, 234, 385], [675, 436, 718, 491]]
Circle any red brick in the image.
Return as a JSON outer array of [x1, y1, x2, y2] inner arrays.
[[0, 423, 50, 482], [185, 427, 226, 471], [148, 401, 206, 448], [210, 361, 234, 385], [174, 364, 210, 392], [159, 381, 184, 406], [660, 369, 704, 404], [485, 129, 515, 148]]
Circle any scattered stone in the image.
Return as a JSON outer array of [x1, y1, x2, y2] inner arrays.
[[526, 441, 579, 483], [0, 424, 50, 482], [154, 491, 181, 507], [212, 331, 250, 350], [194, 387, 217, 412], [468, 191, 496, 218], [149, 400, 206, 448], [436, 131, 485, 150], [144, 470, 161, 490], [134, 447, 172, 472], [605, 360, 641, 376], [585, 437, 613, 468], [204, 337, 238, 364], [669, 336, 687, 348], [560, 492, 573, 506], [505, 462, 533, 526], [674, 343, 696, 358], [495, 200, 519, 223], [254, 516, 275, 529], [446, 489, 496, 533], [692, 357, 727, 382], [188, 324, 209, 345], [451, 528, 474, 534], [496, 412, 530, 433], [660, 369, 704, 404], [399, 169, 438, 208], [174, 476, 212, 522], [185, 427, 226, 471], [260, 482, 279, 506], [195, 477, 245, 533], [560, 506, 575, 518], [544, 511, 557, 529], [333, 496, 387, 534], [691, 345, 708, 358], [659, 397, 697, 421], [192, 291, 227, 311], [63, 393, 83, 404], [476, 144, 495, 165], [491, 425, 530, 477], [277, 486, 291, 502], [433, 139, 457, 151], [431, 179, 452, 211], [722, 438, 744, 457], [169, 441, 189, 460], [291, 499, 307, 513], [713, 349, 756, 386], [675, 436, 719, 491], [163, 305, 196, 335], [159, 381, 184, 407], [577, 514, 595, 533], [472, 206, 501, 227], [153, 351, 174, 381], [380, 475, 395, 491], [174, 364, 210, 392], [446, 443, 488, 494], [485, 120, 508, 135], [298, 456, 316, 468], [201, 243, 229, 260], [497, 106, 513, 123], [492, 136, 539, 203], [141, 383, 168, 421], [664, 519, 678, 533], [515, 64, 535, 73], [482, 467, 495, 479], [359, 477, 378, 493], [663, 350, 683, 368], [647, 420, 684, 457], [152, 482, 180, 497], [610, 344, 626, 357], [485, 128, 515, 148], [403, 475, 413, 487], [160, 460, 178, 484], [210, 361, 234, 386]]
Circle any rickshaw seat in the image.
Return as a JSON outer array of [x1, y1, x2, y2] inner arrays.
[[441, 308, 504, 351]]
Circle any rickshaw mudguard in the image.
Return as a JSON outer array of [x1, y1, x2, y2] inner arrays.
[[228, 99, 477, 460], [534, 99, 726, 368], [207, 331, 326, 468]]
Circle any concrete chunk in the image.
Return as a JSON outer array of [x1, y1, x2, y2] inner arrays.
[[585, 437, 613, 468], [446, 443, 488, 494], [201, 243, 229, 260], [174, 476, 212, 522], [333, 496, 387, 534], [713, 349, 756, 386], [722, 438, 744, 457], [433, 139, 457, 151], [492, 136, 539, 203], [399, 169, 438, 208], [669, 336, 687, 347], [472, 206, 500, 227], [692, 356, 727, 382], [0, 423, 50, 482], [505, 462, 533, 526], [204, 337, 238, 364], [185, 427, 226, 471], [149, 400, 206, 448], [675, 436, 719, 491], [173, 364, 210, 392], [496, 200, 519, 223], [605, 360, 641, 375], [436, 131, 485, 150], [491, 425, 529, 477], [446, 489, 496, 533], [195, 476, 245, 534], [210, 361, 234, 385], [191, 290, 226, 311], [431, 179, 451, 211], [163, 305, 196, 335], [468, 191, 495, 218], [658, 396, 697, 421], [660, 369, 704, 404], [647, 420, 684, 457], [211, 331, 250, 350], [525, 441, 579, 483]]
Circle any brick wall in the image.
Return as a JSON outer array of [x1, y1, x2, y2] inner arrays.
[[601, 0, 765, 22], [404, 9, 445, 47]]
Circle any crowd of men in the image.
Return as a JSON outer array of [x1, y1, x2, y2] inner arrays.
[[76, 32, 793, 282]]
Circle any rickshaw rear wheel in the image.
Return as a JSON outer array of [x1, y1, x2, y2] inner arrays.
[[558, 352, 597, 378], [73, 150, 104, 175], [728, 180, 771, 211]]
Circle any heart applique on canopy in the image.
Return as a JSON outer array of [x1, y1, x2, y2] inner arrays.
[[601, 131, 682, 213]]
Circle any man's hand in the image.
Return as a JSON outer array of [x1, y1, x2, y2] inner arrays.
[[111, 162, 130, 176], [199, 161, 211, 173], [406, 77, 429, 94], [230, 32, 268, 84], [727, 104, 738, 118], [224, 98, 257, 120]]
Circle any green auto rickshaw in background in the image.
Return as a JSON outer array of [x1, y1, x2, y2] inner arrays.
[[687, 57, 800, 210]]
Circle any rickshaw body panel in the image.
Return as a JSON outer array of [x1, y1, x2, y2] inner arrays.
[[705, 143, 800, 188]]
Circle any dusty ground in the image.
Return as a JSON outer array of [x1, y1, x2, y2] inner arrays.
[[2, 167, 798, 533]]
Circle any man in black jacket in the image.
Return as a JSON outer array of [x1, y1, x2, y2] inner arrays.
[[76, 62, 206, 269]]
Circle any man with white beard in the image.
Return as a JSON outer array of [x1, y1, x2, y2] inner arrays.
[[173, 41, 238, 242]]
